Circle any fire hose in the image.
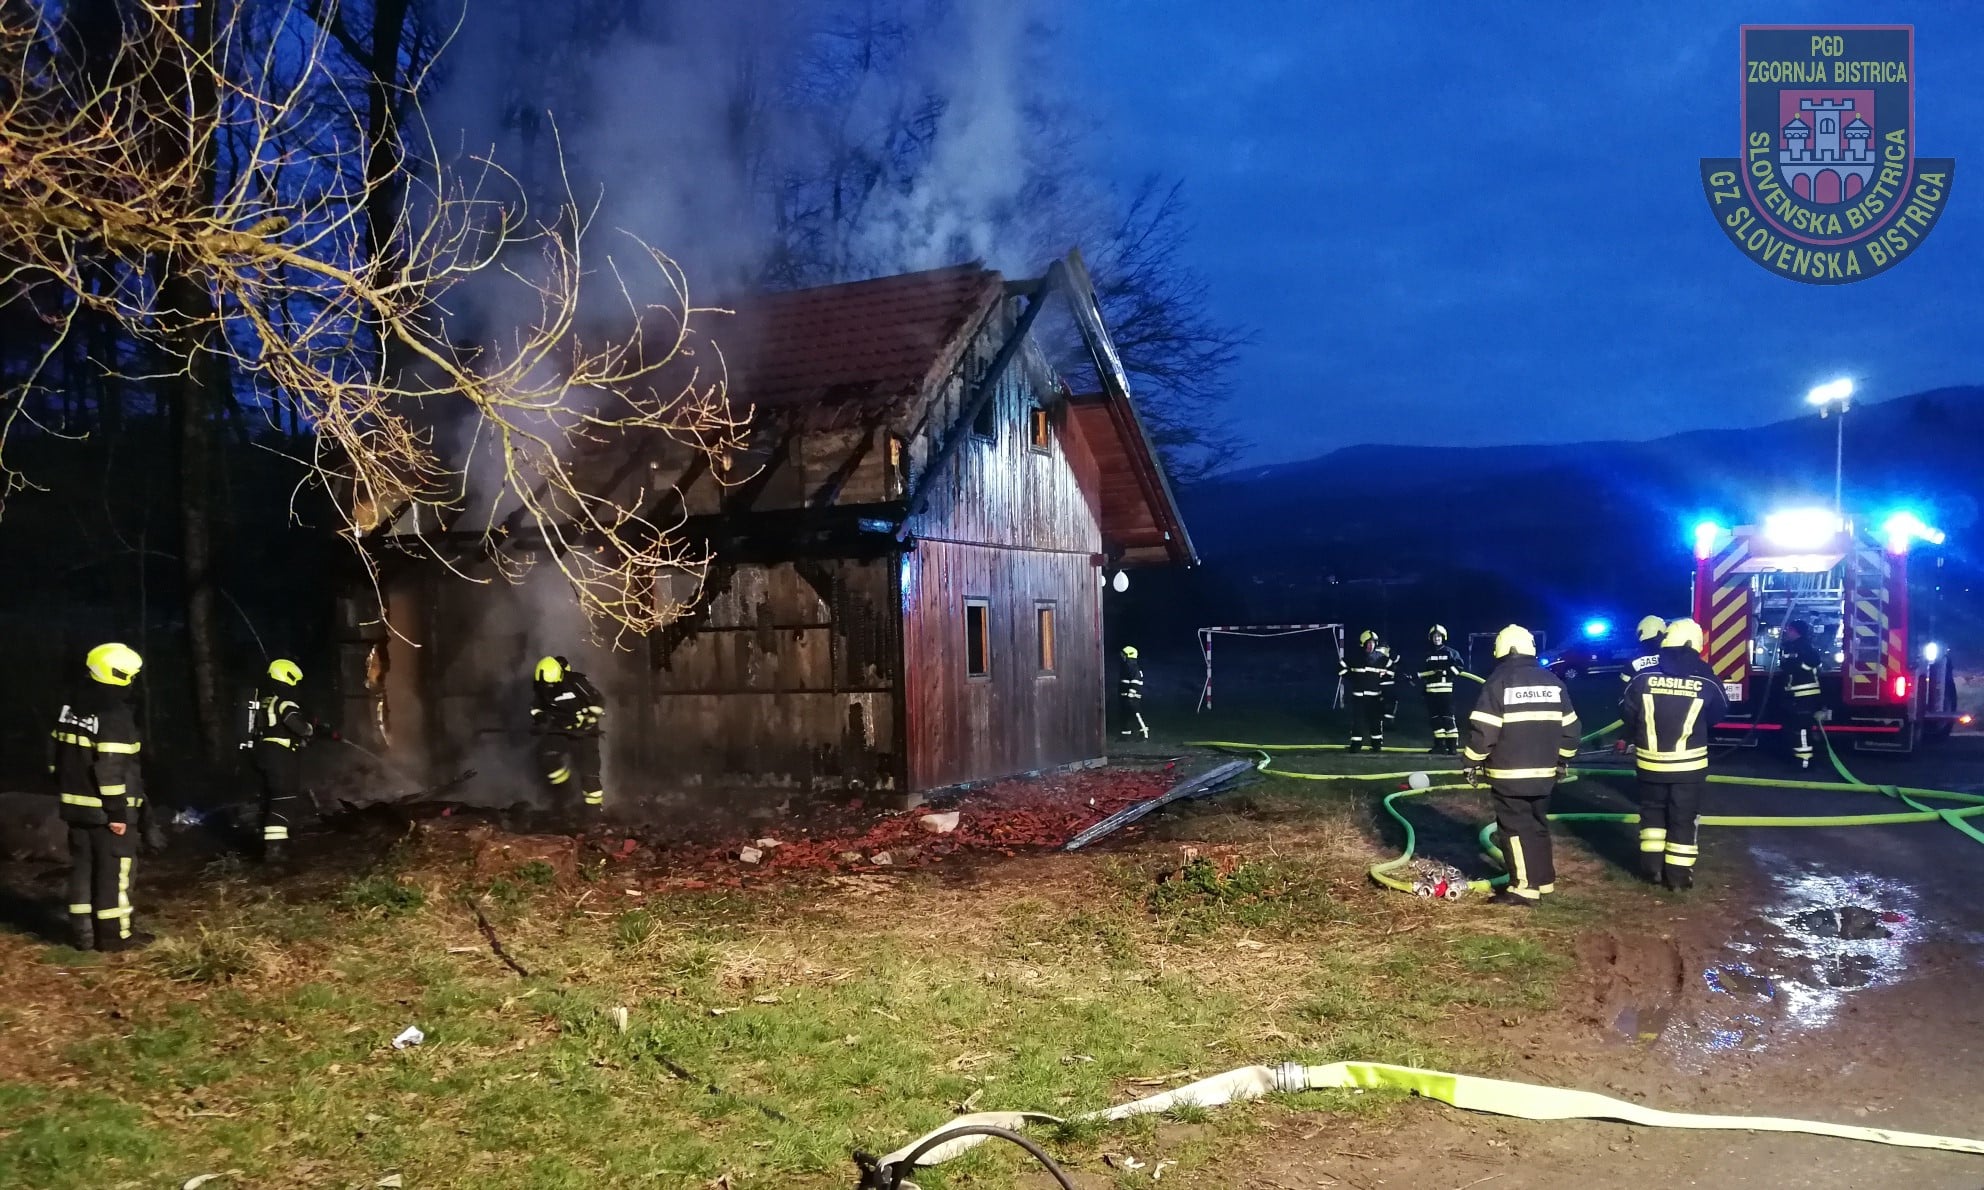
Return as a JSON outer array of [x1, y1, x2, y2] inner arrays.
[[1194, 724, 1984, 895], [864, 1059, 1984, 1183]]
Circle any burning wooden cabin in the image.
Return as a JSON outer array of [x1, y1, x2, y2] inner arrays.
[[340, 251, 1195, 812]]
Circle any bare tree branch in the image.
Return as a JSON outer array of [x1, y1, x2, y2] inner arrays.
[[0, 2, 746, 638]]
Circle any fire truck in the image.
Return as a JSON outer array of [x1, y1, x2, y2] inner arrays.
[[1690, 509, 1963, 753]]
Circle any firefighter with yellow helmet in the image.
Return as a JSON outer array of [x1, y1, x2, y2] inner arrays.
[[1463, 625, 1581, 906], [531, 655, 607, 821], [1417, 625, 1465, 754], [1342, 630, 1392, 752], [1116, 646, 1148, 739], [1620, 618, 1728, 889], [1623, 615, 1668, 684], [49, 644, 149, 950], [252, 659, 318, 863]]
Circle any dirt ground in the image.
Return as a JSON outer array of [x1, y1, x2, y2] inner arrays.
[[1221, 735, 1984, 1190]]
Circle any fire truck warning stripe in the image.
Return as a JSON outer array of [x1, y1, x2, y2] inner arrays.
[[1709, 595, 1746, 634], [1709, 617, 1747, 658], [1712, 542, 1750, 582]]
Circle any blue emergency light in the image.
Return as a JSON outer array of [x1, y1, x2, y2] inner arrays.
[[1582, 619, 1611, 639]]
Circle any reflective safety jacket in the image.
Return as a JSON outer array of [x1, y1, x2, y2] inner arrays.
[[532, 672, 606, 736], [1621, 647, 1730, 782], [1418, 645, 1464, 694], [1463, 656, 1580, 795], [255, 691, 315, 750], [1622, 648, 1662, 685], [49, 687, 144, 827], [1342, 647, 1392, 698], [1117, 656, 1145, 703], [1782, 639, 1822, 701]]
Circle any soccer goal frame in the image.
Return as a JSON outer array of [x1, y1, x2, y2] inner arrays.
[[1195, 623, 1346, 712]]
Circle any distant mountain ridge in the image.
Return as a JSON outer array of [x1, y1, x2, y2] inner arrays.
[[1147, 386, 1984, 644]]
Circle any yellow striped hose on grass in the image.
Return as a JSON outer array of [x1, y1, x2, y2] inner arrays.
[[879, 1059, 1984, 1171]]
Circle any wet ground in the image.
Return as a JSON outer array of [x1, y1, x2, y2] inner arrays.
[[1238, 734, 1984, 1188]]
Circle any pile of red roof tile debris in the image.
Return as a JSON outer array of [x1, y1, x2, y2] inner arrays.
[[631, 765, 1181, 885]]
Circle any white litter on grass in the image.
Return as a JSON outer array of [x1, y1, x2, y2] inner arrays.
[[610, 1006, 629, 1033], [737, 846, 764, 865], [869, 851, 894, 866], [1407, 772, 1431, 790], [391, 1026, 424, 1049], [172, 809, 206, 826], [754, 837, 782, 849], [182, 1173, 242, 1189], [377, 1175, 404, 1188]]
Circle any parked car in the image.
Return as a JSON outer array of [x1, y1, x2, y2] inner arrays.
[[1545, 637, 1640, 681]]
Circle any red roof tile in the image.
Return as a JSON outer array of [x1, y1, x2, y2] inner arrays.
[[716, 264, 1003, 419]]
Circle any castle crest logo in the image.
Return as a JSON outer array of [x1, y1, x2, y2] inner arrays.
[[1700, 26, 1955, 283]]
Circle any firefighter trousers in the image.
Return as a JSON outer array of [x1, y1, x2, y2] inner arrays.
[[1491, 788, 1554, 900], [1348, 696, 1385, 750], [255, 740, 302, 854], [1783, 699, 1820, 767], [1115, 693, 1148, 737], [1425, 691, 1457, 749], [1636, 778, 1703, 888], [67, 824, 137, 948], [540, 734, 604, 811]]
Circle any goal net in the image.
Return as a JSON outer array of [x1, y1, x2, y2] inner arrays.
[[1195, 623, 1346, 713]]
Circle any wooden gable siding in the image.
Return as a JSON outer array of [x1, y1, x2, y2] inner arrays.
[[898, 296, 1108, 791], [900, 300, 1103, 553]]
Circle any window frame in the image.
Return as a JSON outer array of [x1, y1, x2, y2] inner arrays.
[[1034, 601, 1057, 676], [970, 395, 998, 443], [964, 597, 992, 679]]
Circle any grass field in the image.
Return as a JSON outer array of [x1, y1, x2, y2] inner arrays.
[[0, 759, 1666, 1189]]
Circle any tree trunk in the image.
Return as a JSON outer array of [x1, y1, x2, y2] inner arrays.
[[172, 0, 229, 769]]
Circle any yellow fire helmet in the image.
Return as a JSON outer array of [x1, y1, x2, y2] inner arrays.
[[534, 656, 566, 683], [1121, 645, 1139, 659], [86, 642, 144, 687], [1428, 625, 1448, 642], [1492, 624, 1536, 659], [268, 659, 303, 687], [1359, 629, 1380, 647], [1662, 618, 1706, 652], [1636, 614, 1668, 643]]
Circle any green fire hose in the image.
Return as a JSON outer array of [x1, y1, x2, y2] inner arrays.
[[1193, 725, 1984, 896]]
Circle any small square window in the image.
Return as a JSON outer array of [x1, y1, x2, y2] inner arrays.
[[1035, 603, 1056, 674], [964, 599, 991, 677], [971, 395, 997, 441], [1029, 406, 1050, 452]]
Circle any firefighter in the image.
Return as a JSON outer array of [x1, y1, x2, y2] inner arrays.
[[531, 655, 607, 819], [252, 659, 315, 863], [1376, 643, 1401, 726], [49, 643, 150, 951], [1620, 618, 1728, 889], [1779, 619, 1823, 770], [1418, 625, 1464, 754], [1342, 630, 1391, 752], [1622, 615, 1667, 684], [1116, 646, 1148, 739], [1463, 625, 1580, 906]]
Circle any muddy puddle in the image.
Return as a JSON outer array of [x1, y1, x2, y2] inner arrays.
[[1584, 846, 1941, 1065], [1659, 846, 1927, 1060]]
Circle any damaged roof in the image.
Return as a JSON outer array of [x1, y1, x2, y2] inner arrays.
[[720, 263, 1004, 426]]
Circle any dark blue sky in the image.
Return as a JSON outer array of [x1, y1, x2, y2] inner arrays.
[[1064, 2, 1984, 465]]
